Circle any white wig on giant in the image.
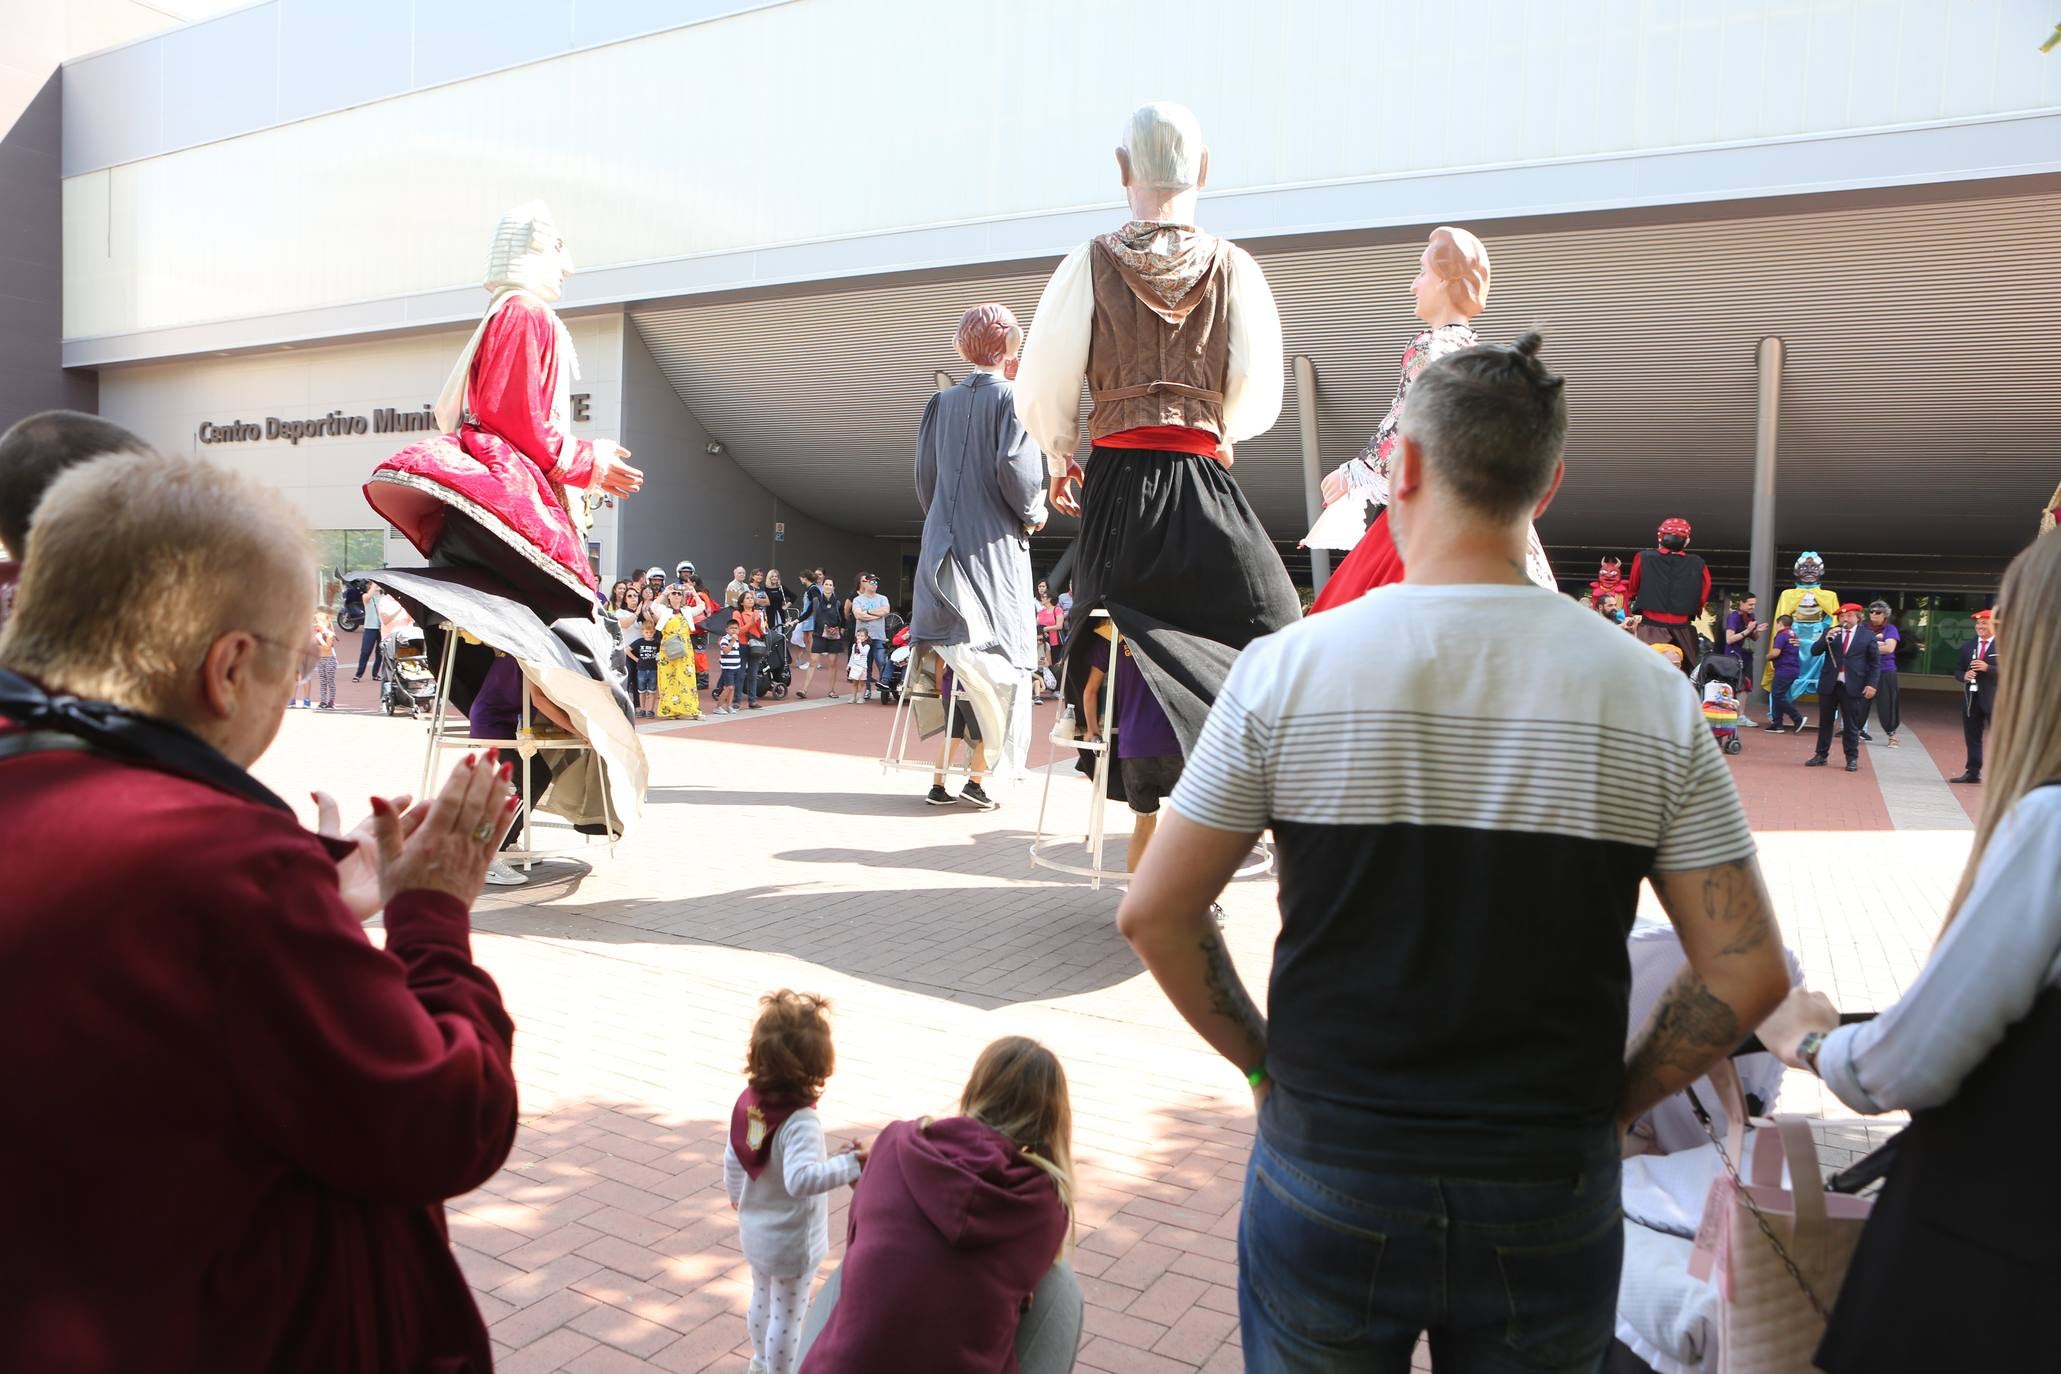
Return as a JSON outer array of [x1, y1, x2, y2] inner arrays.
[[1121, 102, 1205, 192], [485, 200, 568, 302]]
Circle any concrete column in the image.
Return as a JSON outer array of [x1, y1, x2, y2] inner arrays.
[[1293, 355, 1330, 591], [1750, 338, 1784, 615]]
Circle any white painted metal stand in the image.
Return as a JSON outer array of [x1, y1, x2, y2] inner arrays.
[[419, 623, 619, 871], [1028, 611, 1272, 889], [880, 647, 975, 782]]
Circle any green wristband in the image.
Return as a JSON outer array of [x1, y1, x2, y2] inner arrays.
[[1245, 1062, 1269, 1089]]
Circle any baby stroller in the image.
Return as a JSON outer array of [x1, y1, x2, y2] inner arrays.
[[1612, 924, 1886, 1373], [756, 631, 793, 700], [877, 619, 912, 703], [379, 626, 439, 718], [1693, 654, 1745, 754]]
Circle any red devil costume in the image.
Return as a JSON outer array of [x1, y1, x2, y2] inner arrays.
[[1629, 517, 1710, 672]]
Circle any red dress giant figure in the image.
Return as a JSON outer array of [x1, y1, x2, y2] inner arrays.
[[367, 202, 641, 607]]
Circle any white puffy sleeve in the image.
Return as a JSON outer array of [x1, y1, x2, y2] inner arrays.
[[1221, 246, 1285, 445], [1013, 245, 1094, 476]]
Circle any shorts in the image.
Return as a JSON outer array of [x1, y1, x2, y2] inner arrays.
[[634, 664, 657, 693], [1120, 754, 1184, 816], [717, 667, 744, 694], [813, 631, 847, 655]]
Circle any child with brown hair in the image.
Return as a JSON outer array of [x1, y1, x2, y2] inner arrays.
[[796, 1036, 1080, 1373], [724, 990, 864, 1374]]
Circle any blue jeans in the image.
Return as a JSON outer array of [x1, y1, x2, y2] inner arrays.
[[1770, 674, 1801, 726], [1239, 1130, 1622, 1373], [862, 636, 889, 688]]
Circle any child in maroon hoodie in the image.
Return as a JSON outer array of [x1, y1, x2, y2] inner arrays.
[[798, 1037, 1080, 1373], [724, 991, 865, 1374]]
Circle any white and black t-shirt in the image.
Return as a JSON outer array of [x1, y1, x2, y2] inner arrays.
[[1172, 582, 1756, 1176]]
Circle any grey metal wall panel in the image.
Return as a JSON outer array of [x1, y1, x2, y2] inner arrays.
[[276, 0, 412, 124], [161, 4, 279, 152], [0, 49, 93, 452], [408, 0, 573, 92], [59, 37, 161, 175]]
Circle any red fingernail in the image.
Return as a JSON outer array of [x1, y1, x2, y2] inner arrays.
[[498, 762, 514, 781], [505, 794, 521, 812]]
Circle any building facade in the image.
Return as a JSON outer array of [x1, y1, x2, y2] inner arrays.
[[10, 0, 2060, 600]]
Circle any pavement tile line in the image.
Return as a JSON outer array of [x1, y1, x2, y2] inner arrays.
[[251, 710, 1973, 1371], [1862, 711, 1973, 833]]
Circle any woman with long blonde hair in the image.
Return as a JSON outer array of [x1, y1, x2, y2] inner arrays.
[[1759, 531, 2061, 1372], [795, 1037, 1083, 1373]]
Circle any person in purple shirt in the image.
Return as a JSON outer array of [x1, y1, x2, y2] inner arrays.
[[1764, 614, 1807, 732], [1723, 594, 1765, 724], [1861, 600, 1902, 746], [468, 654, 577, 884], [1081, 623, 1186, 874]]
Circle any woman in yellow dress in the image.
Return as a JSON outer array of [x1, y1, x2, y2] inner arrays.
[[655, 584, 702, 720]]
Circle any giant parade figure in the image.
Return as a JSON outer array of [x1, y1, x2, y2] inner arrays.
[[1305, 226, 1553, 613], [1764, 551, 1840, 701], [1014, 102, 1299, 753], [906, 304, 1049, 795], [363, 202, 649, 830]]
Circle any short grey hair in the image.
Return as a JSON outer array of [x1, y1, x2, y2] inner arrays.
[[1398, 331, 1567, 523], [0, 452, 310, 710], [1122, 102, 1205, 191]]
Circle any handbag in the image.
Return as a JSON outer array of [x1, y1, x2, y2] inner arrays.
[[662, 633, 688, 662], [1687, 1060, 1872, 1372]]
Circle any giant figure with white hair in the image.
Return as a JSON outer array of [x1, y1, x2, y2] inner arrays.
[[1014, 102, 1299, 754], [363, 204, 650, 838]]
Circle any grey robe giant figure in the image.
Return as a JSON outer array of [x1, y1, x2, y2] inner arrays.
[[911, 370, 1047, 664]]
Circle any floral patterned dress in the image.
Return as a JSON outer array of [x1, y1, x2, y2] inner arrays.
[[656, 611, 701, 719]]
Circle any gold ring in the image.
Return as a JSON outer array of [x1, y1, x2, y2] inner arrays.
[[472, 822, 494, 843]]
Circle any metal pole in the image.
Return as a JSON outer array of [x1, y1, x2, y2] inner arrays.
[[1750, 338, 1784, 621], [1293, 355, 1330, 592]]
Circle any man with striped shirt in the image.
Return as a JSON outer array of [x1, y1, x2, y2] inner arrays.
[[1117, 334, 1791, 1372]]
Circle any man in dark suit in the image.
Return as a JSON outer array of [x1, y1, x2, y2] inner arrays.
[[1805, 602, 1880, 773], [1950, 608, 1999, 784]]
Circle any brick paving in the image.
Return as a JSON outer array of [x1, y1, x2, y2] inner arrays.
[[248, 673, 1981, 1371]]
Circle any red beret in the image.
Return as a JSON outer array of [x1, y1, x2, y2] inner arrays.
[[1837, 602, 1863, 612], [1972, 608, 1994, 620]]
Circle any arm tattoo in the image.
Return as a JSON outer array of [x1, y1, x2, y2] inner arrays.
[[1697, 858, 1775, 957], [1199, 928, 1267, 1055], [1636, 973, 1741, 1076]]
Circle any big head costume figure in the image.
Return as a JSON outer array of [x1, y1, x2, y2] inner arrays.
[[1764, 551, 1841, 698], [1628, 516, 1709, 673], [1306, 227, 1554, 613], [359, 203, 650, 833], [366, 203, 642, 607], [1012, 102, 1299, 753]]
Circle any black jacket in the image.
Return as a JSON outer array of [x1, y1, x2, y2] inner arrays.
[[1956, 635, 1999, 716], [1810, 623, 1881, 695]]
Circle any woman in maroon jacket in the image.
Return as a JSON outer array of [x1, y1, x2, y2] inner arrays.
[[0, 452, 523, 1373], [799, 1038, 1083, 1373]]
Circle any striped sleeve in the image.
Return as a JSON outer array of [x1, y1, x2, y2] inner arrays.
[[1652, 687, 1757, 873], [1169, 661, 1273, 834]]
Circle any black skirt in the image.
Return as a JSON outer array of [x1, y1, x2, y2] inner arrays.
[[1061, 445, 1299, 755]]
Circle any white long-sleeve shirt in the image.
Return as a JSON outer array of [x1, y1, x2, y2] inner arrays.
[[722, 1106, 862, 1277], [1013, 240, 1284, 475], [1818, 786, 2061, 1115]]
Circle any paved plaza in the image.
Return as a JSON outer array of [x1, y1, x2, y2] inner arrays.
[[252, 674, 1983, 1373]]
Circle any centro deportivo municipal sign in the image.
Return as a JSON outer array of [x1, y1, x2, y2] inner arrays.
[[197, 394, 591, 447]]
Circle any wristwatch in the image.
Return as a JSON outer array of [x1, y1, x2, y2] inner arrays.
[[1796, 1030, 1829, 1076]]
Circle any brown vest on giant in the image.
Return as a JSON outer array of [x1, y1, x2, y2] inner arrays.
[[1086, 239, 1234, 444]]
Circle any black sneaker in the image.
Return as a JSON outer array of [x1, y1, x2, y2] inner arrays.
[[1860, 729, 1873, 741], [1845, 759, 1860, 772], [959, 781, 999, 811], [1793, 717, 1810, 733], [926, 785, 954, 806], [1805, 755, 1828, 767]]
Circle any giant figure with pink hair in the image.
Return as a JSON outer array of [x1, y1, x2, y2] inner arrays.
[[908, 303, 1049, 786]]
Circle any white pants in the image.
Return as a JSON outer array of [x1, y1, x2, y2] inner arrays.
[[748, 1268, 811, 1374]]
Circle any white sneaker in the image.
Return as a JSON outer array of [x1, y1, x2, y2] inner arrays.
[[483, 859, 527, 887], [747, 1361, 768, 1374]]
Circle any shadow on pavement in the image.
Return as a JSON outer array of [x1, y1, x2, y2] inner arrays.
[[471, 876, 1138, 1010]]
